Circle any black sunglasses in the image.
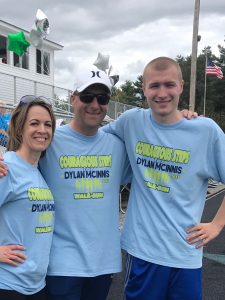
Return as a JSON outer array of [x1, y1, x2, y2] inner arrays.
[[19, 95, 52, 106], [78, 93, 110, 105]]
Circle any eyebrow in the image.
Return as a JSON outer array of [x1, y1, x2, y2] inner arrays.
[[28, 119, 52, 122]]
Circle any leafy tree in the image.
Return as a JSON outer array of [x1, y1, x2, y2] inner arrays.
[[111, 80, 143, 106]]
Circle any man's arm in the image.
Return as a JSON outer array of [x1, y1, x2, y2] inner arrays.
[[186, 196, 225, 248]]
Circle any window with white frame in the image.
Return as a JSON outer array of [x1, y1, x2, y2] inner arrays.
[[13, 51, 29, 69], [0, 34, 29, 68], [36, 49, 50, 75]]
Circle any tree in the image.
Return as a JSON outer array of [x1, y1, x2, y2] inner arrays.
[[111, 46, 225, 130], [111, 80, 143, 106]]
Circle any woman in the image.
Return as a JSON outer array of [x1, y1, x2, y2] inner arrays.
[[0, 96, 56, 300]]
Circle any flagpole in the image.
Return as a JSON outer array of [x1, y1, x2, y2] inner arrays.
[[189, 0, 201, 111], [203, 53, 207, 116]]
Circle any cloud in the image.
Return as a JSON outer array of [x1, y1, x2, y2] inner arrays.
[[1, 0, 225, 89]]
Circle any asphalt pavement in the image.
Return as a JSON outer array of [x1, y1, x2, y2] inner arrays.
[[107, 189, 225, 300]]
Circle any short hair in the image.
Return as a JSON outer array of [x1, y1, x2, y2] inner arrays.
[[143, 57, 183, 84], [7, 98, 56, 152]]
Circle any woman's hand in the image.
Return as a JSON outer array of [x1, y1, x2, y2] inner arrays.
[[0, 245, 27, 266]]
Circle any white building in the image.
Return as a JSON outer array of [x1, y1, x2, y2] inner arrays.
[[0, 19, 71, 106], [0, 19, 134, 119]]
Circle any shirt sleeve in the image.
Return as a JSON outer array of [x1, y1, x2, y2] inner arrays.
[[101, 112, 128, 141], [0, 173, 14, 207], [208, 122, 225, 183]]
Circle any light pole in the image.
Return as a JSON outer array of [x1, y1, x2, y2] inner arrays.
[[189, 0, 201, 111]]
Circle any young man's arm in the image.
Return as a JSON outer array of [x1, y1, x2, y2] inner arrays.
[[186, 196, 225, 248]]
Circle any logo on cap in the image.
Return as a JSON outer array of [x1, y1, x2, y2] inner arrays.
[[91, 71, 101, 78]]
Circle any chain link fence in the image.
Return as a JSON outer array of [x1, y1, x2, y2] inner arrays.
[[0, 99, 136, 155]]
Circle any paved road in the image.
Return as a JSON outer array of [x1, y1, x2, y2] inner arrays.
[[107, 190, 225, 300]]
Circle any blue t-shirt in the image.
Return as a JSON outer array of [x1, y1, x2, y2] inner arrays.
[[0, 152, 54, 294], [3, 113, 11, 126], [0, 115, 8, 146], [39, 125, 131, 276], [104, 108, 225, 269]]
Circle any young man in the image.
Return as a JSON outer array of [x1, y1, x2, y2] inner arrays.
[[103, 57, 225, 300], [0, 67, 131, 300]]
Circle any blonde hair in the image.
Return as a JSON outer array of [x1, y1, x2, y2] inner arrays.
[[143, 57, 183, 84]]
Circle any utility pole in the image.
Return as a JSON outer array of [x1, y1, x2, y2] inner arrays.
[[189, 0, 201, 111]]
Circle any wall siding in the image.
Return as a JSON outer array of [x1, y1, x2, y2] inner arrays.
[[0, 73, 14, 103], [0, 20, 59, 103]]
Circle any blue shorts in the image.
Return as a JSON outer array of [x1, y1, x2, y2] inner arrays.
[[46, 274, 113, 300], [124, 254, 202, 300]]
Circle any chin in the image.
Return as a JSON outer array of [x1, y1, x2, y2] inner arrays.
[[32, 144, 49, 152], [155, 109, 170, 116]]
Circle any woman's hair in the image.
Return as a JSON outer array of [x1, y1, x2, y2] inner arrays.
[[7, 98, 56, 152]]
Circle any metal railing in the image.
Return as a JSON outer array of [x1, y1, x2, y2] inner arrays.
[[0, 71, 136, 120], [0, 72, 136, 153]]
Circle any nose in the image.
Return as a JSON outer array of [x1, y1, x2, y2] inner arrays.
[[90, 97, 100, 107], [38, 123, 47, 132], [158, 86, 167, 99]]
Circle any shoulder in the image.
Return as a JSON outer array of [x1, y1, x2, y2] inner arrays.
[[115, 107, 149, 127], [55, 124, 68, 135], [1, 152, 18, 184], [3, 151, 16, 165], [187, 116, 222, 129], [101, 131, 125, 147], [119, 107, 146, 119], [100, 130, 122, 142], [183, 116, 224, 138], [52, 125, 70, 143]]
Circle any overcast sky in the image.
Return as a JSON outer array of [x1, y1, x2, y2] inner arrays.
[[1, 0, 225, 90]]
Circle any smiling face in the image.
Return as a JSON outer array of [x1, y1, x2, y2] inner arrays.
[[17, 105, 53, 161], [71, 84, 109, 136], [143, 59, 184, 123]]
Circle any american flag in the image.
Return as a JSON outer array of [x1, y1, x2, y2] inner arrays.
[[206, 58, 223, 79]]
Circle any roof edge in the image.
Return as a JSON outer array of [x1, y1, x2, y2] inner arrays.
[[0, 19, 63, 50]]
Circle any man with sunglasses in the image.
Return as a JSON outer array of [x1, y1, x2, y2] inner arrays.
[[0, 71, 130, 299], [37, 67, 131, 300]]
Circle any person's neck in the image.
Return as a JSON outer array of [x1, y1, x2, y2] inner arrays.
[[16, 148, 40, 166], [152, 110, 182, 125], [70, 120, 98, 136]]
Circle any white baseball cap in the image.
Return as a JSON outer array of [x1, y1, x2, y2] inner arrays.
[[73, 66, 112, 93]]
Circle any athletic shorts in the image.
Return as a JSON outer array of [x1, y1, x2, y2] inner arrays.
[[124, 254, 202, 300]]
